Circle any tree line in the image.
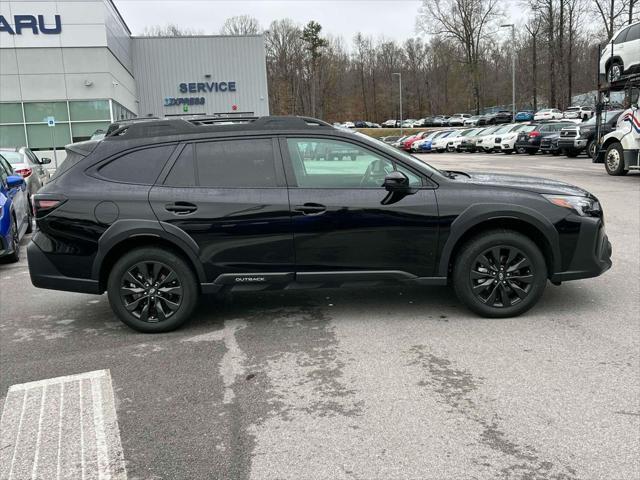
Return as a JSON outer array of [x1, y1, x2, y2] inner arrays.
[[144, 0, 639, 123]]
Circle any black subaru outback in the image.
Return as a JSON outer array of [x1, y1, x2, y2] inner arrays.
[[27, 116, 612, 332]]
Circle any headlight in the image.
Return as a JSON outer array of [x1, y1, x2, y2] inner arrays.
[[543, 195, 602, 217]]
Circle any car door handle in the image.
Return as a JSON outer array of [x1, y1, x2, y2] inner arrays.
[[294, 203, 327, 215], [165, 202, 198, 215]]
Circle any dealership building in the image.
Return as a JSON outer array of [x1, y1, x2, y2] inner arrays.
[[0, 0, 269, 155]]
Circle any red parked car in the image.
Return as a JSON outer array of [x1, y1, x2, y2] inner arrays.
[[402, 131, 429, 151]]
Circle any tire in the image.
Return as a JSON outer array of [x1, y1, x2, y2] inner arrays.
[[586, 140, 597, 159], [606, 62, 623, 83], [604, 142, 628, 176], [503, 149, 513, 155], [107, 247, 199, 333], [453, 230, 547, 318], [516, 146, 526, 154], [4, 215, 21, 263]]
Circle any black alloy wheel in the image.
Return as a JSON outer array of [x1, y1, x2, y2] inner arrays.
[[120, 261, 183, 323], [470, 246, 533, 308], [107, 246, 199, 332]]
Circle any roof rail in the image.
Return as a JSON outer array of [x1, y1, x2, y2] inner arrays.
[[105, 115, 334, 139]]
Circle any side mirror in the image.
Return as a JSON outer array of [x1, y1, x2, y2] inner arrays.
[[6, 175, 25, 189], [383, 171, 410, 192], [40, 157, 52, 164]]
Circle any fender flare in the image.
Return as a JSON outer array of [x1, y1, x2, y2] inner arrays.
[[437, 203, 562, 277], [91, 219, 206, 283]]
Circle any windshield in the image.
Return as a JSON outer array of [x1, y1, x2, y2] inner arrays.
[[583, 110, 622, 125], [495, 125, 513, 134], [354, 132, 442, 177], [0, 152, 24, 164], [520, 125, 537, 132]]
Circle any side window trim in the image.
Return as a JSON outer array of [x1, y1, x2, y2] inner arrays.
[[155, 143, 189, 186], [279, 135, 431, 189]]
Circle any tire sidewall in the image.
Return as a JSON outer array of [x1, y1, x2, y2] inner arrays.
[[604, 143, 627, 175], [107, 247, 199, 333], [453, 231, 547, 318]]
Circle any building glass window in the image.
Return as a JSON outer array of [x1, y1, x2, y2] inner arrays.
[[112, 101, 136, 121], [71, 121, 110, 142], [0, 103, 23, 124], [24, 102, 69, 123], [26, 123, 71, 149], [0, 125, 27, 147], [69, 100, 111, 121]]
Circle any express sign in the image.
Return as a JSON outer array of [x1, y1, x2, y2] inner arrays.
[[0, 14, 62, 35]]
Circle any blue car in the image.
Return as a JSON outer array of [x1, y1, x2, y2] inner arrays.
[[515, 111, 534, 122], [0, 154, 31, 263]]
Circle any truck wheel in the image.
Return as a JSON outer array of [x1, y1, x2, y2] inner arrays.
[[604, 142, 628, 176], [107, 247, 199, 333], [453, 230, 547, 318], [587, 140, 597, 159]]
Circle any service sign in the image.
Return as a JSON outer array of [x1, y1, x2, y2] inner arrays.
[[164, 81, 237, 107], [0, 14, 62, 35]]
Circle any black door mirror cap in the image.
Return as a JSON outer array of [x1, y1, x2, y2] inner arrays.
[[383, 171, 411, 192]]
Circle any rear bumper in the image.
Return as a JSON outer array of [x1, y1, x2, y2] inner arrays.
[[558, 138, 587, 151], [27, 240, 102, 294], [551, 219, 612, 282]]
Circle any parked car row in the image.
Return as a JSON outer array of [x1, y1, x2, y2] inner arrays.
[[379, 114, 619, 159], [0, 146, 52, 263], [371, 107, 595, 130]]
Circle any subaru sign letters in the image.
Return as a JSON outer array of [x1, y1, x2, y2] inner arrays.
[[0, 15, 62, 35]]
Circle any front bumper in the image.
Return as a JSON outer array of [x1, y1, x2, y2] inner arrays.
[[551, 218, 612, 282], [558, 138, 587, 151]]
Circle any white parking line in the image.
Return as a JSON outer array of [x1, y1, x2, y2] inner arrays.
[[0, 370, 127, 480]]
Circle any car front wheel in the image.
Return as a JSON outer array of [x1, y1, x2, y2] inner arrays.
[[107, 247, 199, 332], [4, 215, 21, 263], [453, 230, 547, 318]]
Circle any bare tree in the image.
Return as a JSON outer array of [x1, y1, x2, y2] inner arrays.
[[591, 0, 630, 38], [220, 15, 261, 36], [141, 24, 202, 36], [525, 16, 543, 110], [418, 0, 502, 113]]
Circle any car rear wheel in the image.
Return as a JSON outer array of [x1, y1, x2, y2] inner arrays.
[[587, 140, 597, 159], [453, 230, 547, 318], [107, 247, 199, 333], [604, 142, 628, 176]]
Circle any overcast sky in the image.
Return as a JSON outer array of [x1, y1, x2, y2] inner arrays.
[[113, 0, 523, 44]]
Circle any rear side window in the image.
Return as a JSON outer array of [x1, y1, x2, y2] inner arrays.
[[627, 23, 640, 42], [195, 139, 276, 188], [99, 145, 176, 185]]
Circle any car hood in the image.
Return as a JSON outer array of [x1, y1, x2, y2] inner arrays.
[[455, 172, 593, 196]]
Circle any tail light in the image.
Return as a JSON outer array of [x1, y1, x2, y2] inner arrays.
[[528, 131, 541, 138], [15, 167, 32, 178], [33, 194, 67, 218]]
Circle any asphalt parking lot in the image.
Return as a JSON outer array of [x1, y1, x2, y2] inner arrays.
[[1, 152, 638, 480]]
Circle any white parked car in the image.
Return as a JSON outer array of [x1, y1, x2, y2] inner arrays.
[[599, 21, 640, 82], [534, 109, 563, 121], [563, 106, 594, 121], [474, 125, 503, 152], [429, 130, 458, 152], [444, 128, 479, 151], [475, 124, 518, 152], [342, 121, 356, 129], [448, 113, 472, 126], [382, 119, 398, 127], [500, 124, 532, 153]]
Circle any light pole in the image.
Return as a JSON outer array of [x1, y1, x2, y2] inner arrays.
[[393, 72, 403, 135], [501, 24, 516, 119]]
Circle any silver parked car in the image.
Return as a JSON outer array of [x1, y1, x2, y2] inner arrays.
[[0, 147, 51, 202]]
